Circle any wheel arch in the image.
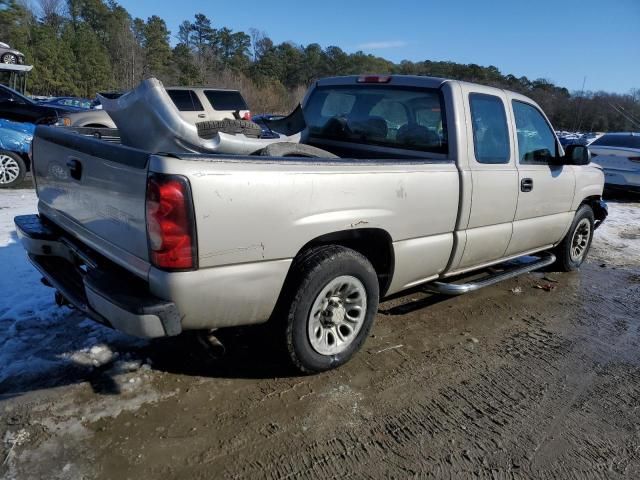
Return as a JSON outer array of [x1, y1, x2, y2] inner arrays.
[[20, 152, 31, 171], [579, 195, 608, 228], [291, 228, 395, 298]]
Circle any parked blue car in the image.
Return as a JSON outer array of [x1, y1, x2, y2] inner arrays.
[[36, 96, 94, 111], [0, 118, 34, 187]]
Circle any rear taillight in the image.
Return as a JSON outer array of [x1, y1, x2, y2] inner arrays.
[[146, 174, 197, 270], [629, 156, 640, 163], [242, 111, 252, 121]]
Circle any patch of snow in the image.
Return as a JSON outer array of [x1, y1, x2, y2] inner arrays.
[[0, 189, 147, 394], [592, 200, 640, 267]]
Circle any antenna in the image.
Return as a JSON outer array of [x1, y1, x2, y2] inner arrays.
[[574, 76, 587, 132]]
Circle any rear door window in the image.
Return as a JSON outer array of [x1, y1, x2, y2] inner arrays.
[[166, 90, 204, 112], [203, 90, 248, 111], [469, 93, 510, 164]]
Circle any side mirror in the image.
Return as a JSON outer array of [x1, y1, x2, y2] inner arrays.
[[564, 144, 591, 166]]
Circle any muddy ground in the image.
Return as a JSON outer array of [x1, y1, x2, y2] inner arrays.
[[1, 198, 639, 479]]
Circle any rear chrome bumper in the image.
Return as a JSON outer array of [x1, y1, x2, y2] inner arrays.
[[14, 214, 181, 338]]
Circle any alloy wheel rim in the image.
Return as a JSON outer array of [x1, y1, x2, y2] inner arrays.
[[570, 218, 591, 262], [308, 275, 367, 355], [0, 155, 20, 184]]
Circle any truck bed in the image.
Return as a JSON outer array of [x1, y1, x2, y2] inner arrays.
[[29, 126, 460, 329]]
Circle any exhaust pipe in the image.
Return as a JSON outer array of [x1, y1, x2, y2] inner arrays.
[[196, 330, 226, 358], [55, 291, 68, 306], [54, 291, 75, 309]]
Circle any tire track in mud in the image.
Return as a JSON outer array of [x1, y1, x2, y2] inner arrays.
[[194, 270, 640, 479], [11, 265, 638, 480]]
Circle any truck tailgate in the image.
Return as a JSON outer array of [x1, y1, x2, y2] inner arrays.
[[32, 126, 151, 277]]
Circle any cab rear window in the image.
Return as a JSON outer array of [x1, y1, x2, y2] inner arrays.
[[304, 85, 447, 155]]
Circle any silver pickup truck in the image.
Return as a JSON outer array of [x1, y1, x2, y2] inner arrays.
[[15, 75, 607, 373]]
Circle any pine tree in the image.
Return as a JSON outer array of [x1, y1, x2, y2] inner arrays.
[[142, 15, 171, 79]]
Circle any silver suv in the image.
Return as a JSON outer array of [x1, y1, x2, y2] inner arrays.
[[60, 87, 252, 129]]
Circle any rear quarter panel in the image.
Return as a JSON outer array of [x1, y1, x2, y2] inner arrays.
[[151, 155, 460, 294]]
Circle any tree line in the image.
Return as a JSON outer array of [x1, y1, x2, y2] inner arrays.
[[1, 0, 639, 131]]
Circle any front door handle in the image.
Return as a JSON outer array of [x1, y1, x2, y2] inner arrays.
[[521, 178, 534, 192], [198, 114, 206, 118]]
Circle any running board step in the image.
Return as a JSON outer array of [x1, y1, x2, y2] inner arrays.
[[425, 252, 556, 296]]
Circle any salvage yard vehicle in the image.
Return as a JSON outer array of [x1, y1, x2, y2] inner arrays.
[[15, 75, 607, 373], [60, 86, 256, 138], [98, 79, 292, 155], [589, 132, 640, 192], [0, 84, 68, 124], [0, 42, 25, 65], [37, 96, 93, 111], [0, 118, 33, 187]]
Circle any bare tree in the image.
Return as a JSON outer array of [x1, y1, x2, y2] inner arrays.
[[37, 0, 65, 26], [249, 28, 269, 62]]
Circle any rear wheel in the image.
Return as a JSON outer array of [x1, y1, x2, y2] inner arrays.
[[0, 151, 26, 188], [277, 245, 379, 373], [552, 205, 595, 271]]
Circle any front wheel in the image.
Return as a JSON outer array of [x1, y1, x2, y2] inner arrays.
[[552, 205, 595, 271], [279, 245, 379, 373], [0, 151, 26, 188], [1, 53, 17, 64]]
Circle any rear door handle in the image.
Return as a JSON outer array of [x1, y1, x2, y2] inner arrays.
[[198, 114, 206, 118], [521, 178, 534, 192]]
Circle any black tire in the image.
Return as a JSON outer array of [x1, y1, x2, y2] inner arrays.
[[259, 142, 338, 158], [1, 53, 17, 64], [275, 245, 379, 374], [0, 151, 27, 188], [196, 119, 262, 139], [552, 204, 595, 272]]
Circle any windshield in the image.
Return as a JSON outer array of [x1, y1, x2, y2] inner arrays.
[[0, 84, 34, 104], [304, 85, 447, 154]]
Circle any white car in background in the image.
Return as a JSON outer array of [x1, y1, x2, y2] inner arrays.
[[589, 132, 640, 192]]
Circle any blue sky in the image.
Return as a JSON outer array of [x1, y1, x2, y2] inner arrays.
[[118, 0, 639, 94]]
